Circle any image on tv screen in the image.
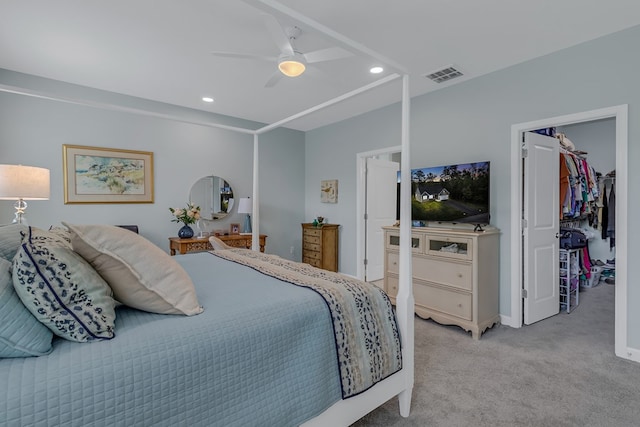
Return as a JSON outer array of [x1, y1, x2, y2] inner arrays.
[[398, 161, 490, 225]]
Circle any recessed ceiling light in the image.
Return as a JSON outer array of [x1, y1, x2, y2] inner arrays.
[[202, 96, 214, 103], [370, 66, 384, 74]]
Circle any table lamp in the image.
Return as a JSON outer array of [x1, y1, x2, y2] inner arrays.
[[0, 164, 50, 225], [237, 197, 252, 234]]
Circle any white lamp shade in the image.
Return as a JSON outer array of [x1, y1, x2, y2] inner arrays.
[[237, 197, 252, 214], [0, 164, 50, 200]]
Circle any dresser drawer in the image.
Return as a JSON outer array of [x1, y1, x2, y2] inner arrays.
[[385, 232, 423, 253], [386, 252, 400, 274], [414, 258, 472, 291], [302, 234, 322, 246], [303, 241, 321, 252], [304, 228, 322, 238], [414, 282, 472, 320], [303, 256, 321, 268], [386, 275, 399, 298], [425, 235, 472, 260], [304, 250, 321, 261]]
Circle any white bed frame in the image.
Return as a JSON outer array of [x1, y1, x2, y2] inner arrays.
[[0, 2, 416, 424], [242, 3, 414, 423]]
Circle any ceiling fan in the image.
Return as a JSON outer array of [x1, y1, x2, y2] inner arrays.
[[211, 14, 353, 88]]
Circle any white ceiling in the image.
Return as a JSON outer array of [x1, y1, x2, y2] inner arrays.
[[2, 0, 640, 131]]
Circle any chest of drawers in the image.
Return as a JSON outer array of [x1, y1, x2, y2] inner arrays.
[[383, 226, 500, 339], [301, 223, 339, 272]]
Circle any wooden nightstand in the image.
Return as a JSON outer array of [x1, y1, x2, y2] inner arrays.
[[169, 234, 267, 255]]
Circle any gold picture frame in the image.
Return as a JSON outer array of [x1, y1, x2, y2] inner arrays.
[[229, 223, 240, 235], [63, 144, 154, 204], [321, 179, 338, 203]]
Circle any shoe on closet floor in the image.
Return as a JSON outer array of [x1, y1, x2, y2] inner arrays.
[[605, 277, 615, 285]]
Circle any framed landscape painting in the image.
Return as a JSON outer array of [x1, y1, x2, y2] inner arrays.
[[63, 145, 154, 204]]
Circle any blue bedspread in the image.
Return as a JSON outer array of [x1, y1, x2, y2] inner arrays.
[[0, 252, 342, 427]]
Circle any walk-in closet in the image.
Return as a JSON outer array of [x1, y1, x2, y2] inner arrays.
[[532, 117, 616, 320]]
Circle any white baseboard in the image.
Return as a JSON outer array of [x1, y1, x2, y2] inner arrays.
[[499, 314, 519, 328], [617, 345, 640, 363]]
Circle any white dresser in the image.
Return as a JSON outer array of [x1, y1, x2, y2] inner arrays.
[[383, 226, 500, 339]]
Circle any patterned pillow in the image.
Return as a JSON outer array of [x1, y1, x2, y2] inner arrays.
[[12, 228, 117, 342], [0, 224, 28, 261], [28, 225, 72, 248], [0, 258, 53, 357], [47, 226, 72, 246], [63, 222, 203, 316]]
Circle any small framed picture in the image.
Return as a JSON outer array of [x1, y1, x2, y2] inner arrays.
[[321, 179, 338, 203], [230, 223, 240, 235]]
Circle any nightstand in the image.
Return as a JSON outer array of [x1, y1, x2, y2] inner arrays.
[[169, 235, 267, 255]]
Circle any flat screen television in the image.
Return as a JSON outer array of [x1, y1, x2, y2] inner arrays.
[[397, 161, 490, 226]]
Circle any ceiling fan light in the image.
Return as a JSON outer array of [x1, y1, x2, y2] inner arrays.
[[278, 52, 306, 77], [278, 59, 306, 77]]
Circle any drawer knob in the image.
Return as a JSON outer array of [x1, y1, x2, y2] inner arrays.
[[458, 273, 463, 277], [458, 303, 462, 308]]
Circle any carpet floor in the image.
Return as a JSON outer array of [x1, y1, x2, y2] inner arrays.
[[351, 282, 640, 426]]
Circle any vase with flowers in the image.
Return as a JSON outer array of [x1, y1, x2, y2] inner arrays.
[[169, 203, 201, 238]]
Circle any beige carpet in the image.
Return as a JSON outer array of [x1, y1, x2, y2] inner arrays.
[[351, 283, 640, 426]]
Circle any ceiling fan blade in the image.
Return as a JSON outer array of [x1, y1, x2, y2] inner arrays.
[[303, 46, 353, 64], [210, 51, 276, 62], [264, 71, 284, 88], [261, 14, 294, 56]]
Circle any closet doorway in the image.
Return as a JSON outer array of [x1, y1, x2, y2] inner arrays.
[[509, 105, 630, 361]]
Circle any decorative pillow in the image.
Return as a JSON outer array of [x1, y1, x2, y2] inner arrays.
[[0, 258, 53, 357], [63, 223, 203, 316], [0, 224, 28, 261], [47, 226, 72, 246], [12, 229, 117, 342], [27, 226, 72, 249]]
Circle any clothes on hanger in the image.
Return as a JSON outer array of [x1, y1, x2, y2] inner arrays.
[[559, 151, 598, 219], [607, 183, 616, 249]]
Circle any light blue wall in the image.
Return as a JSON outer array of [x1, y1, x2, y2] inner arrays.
[[305, 25, 640, 347], [0, 69, 306, 260]]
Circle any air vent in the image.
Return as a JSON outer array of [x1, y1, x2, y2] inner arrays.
[[424, 66, 463, 83]]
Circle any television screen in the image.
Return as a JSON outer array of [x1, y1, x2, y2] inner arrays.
[[397, 161, 490, 225]]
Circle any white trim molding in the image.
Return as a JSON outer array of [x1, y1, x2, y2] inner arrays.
[[509, 104, 630, 362]]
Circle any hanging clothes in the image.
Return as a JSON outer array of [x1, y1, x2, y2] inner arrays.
[[560, 152, 597, 220], [607, 184, 616, 249], [601, 184, 608, 240], [559, 155, 571, 218]]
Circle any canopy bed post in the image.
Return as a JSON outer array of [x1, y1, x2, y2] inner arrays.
[[251, 132, 260, 251], [397, 73, 415, 416]]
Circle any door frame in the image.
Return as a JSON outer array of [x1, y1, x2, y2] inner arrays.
[[356, 145, 401, 280], [509, 104, 633, 362]]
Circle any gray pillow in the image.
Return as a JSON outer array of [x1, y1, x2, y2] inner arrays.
[[0, 257, 53, 357], [12, 227, 117, 342], [0, 224, 28, 261]]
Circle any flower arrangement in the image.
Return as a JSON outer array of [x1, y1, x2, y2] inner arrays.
[[169, 203, 201, 225]]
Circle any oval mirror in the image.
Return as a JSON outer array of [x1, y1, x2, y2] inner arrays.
[[189, 176, 234, 221]]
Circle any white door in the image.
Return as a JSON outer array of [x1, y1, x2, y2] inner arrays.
[[365, 158, 400, 282], [523, 132, 560, 324]]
